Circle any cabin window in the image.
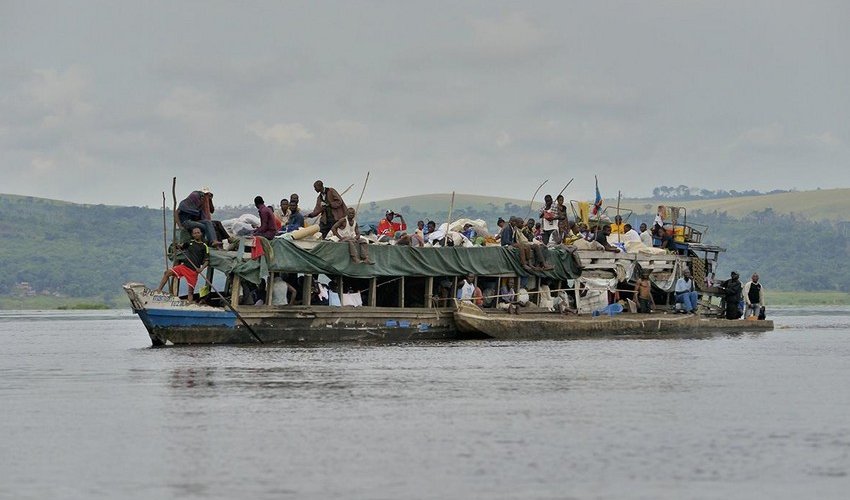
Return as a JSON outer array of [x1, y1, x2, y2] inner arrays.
[[403, 277, 427, 308], [375, 277, 401, 307]]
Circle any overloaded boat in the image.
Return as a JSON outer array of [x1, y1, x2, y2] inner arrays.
[[124, 204, 773, 346]]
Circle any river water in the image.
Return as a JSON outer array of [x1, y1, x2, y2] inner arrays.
[[1, 308, 849, 499]]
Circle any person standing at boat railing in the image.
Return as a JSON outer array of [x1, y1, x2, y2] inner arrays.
[[155, 227, 208, 303], [331, 207, 374, 265], [743, 273, 766, 319]]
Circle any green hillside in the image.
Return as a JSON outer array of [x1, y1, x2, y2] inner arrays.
[[2, 189, 849, 308]]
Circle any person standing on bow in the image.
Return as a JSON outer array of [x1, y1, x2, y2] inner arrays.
[[743, 273, 765, 319], [307, 180, 347, 238]]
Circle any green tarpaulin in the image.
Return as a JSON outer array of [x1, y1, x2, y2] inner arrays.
[[210, 239, 581, 285]]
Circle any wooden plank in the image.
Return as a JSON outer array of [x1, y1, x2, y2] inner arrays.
[[369, 278, 377, 307], [231, 275, 241, 308], [425, 276, 434, 308], [399, 276, 405, 308], [302, 274, 312, 306]]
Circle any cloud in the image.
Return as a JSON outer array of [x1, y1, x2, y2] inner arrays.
[[470, 12, 546, 58], [322, 119, 369, 141], [247, 121, 314, 148], [736, 123, 785, 147], [155, 87, 219, 125]]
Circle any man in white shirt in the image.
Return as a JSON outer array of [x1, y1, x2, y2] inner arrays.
[[674, 269, 699, 314], [622, 223, 642, 243], [457, 274, 476, 302], [639, 223, 653, 247]]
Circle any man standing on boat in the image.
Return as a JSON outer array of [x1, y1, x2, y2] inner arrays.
[[331, 207, 374, 264], [674, 269, 699, 314], [177, 188, 219, 247], [743, 273, 765, 319], [155, 227, 208, 303], [308, 180, 347, 238], [539, 195, 559, 245], [721, 272, 743, 319]]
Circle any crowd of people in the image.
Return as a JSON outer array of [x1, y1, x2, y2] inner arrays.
[[164, 183, 764, 318]]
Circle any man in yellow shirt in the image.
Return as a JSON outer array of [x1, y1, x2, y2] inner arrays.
[[610, 215, 626, 234]]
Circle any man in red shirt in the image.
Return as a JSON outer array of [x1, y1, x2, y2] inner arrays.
[[377, 210, 407, 240]]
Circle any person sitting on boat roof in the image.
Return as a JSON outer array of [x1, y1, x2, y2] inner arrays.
[[639, 223, 653, 247], [522, 218, 535, 242], [275, 198, 290, 230], [155, 227, 208, 303], [674, 269, 699, 314], [595, 224, 621, 253], [331, 207, 374, 265], [377, 210, 407, 241], [283, 194, 305, 233], [611, 215, 626, 234], [653, 225, 673, 250], [177, 188, 219, 247], [622, 224, 641, 244], [504, 217, 553, 272], [252, 196, 277, 240], [307, 180, 347, 238]]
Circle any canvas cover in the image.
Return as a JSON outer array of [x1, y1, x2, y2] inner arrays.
[[210, 238, 582, 285]]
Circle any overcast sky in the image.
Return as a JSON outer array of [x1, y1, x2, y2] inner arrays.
[[1, 1, 848, 207]]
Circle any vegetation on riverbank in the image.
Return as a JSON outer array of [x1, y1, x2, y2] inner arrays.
[[766, 291, 850, 306]]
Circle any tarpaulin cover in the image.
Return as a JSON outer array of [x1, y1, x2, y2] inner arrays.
[[210, 239, 582, 285]]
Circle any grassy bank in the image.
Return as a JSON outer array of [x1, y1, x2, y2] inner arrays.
[[766, 291, 850, 306], [0, 295, 122, 310]]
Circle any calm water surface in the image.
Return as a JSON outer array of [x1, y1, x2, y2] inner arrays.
[[1, 308, 849, 499]]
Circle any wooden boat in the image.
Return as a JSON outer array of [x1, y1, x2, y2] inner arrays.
[[126, 202, 770, 346], [453, 300, 774, 340]]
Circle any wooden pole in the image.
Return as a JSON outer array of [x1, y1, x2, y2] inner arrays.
[[171, 177, 177, 245], [340, 183, 355, 196], [162, 192, 168, 271], [557, 178, 574, 198], [526, 179, 549, 218], [356, 171, 370, 213], [443, 191, 455, 246], [616, 190, 621, 220], [170, 178, 179, 295]]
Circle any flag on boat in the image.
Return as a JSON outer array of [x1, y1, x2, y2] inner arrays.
[[592, 176, 603, 215]]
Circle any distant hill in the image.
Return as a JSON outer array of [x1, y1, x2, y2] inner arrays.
[[615, 188, 850, 222], [2, 189, 850, 305]]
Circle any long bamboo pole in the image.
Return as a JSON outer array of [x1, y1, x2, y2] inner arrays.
[[340, 183, 355, 196], [557, 178, 574, 198], [162, 192, 168, 271], [443, 191, 456, 246], [355, 171, 370, 213], [526, 179, 548, 218], [170, 178, 178, 295]]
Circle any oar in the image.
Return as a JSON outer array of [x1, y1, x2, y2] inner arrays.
[[181, 254, 264, 344]]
